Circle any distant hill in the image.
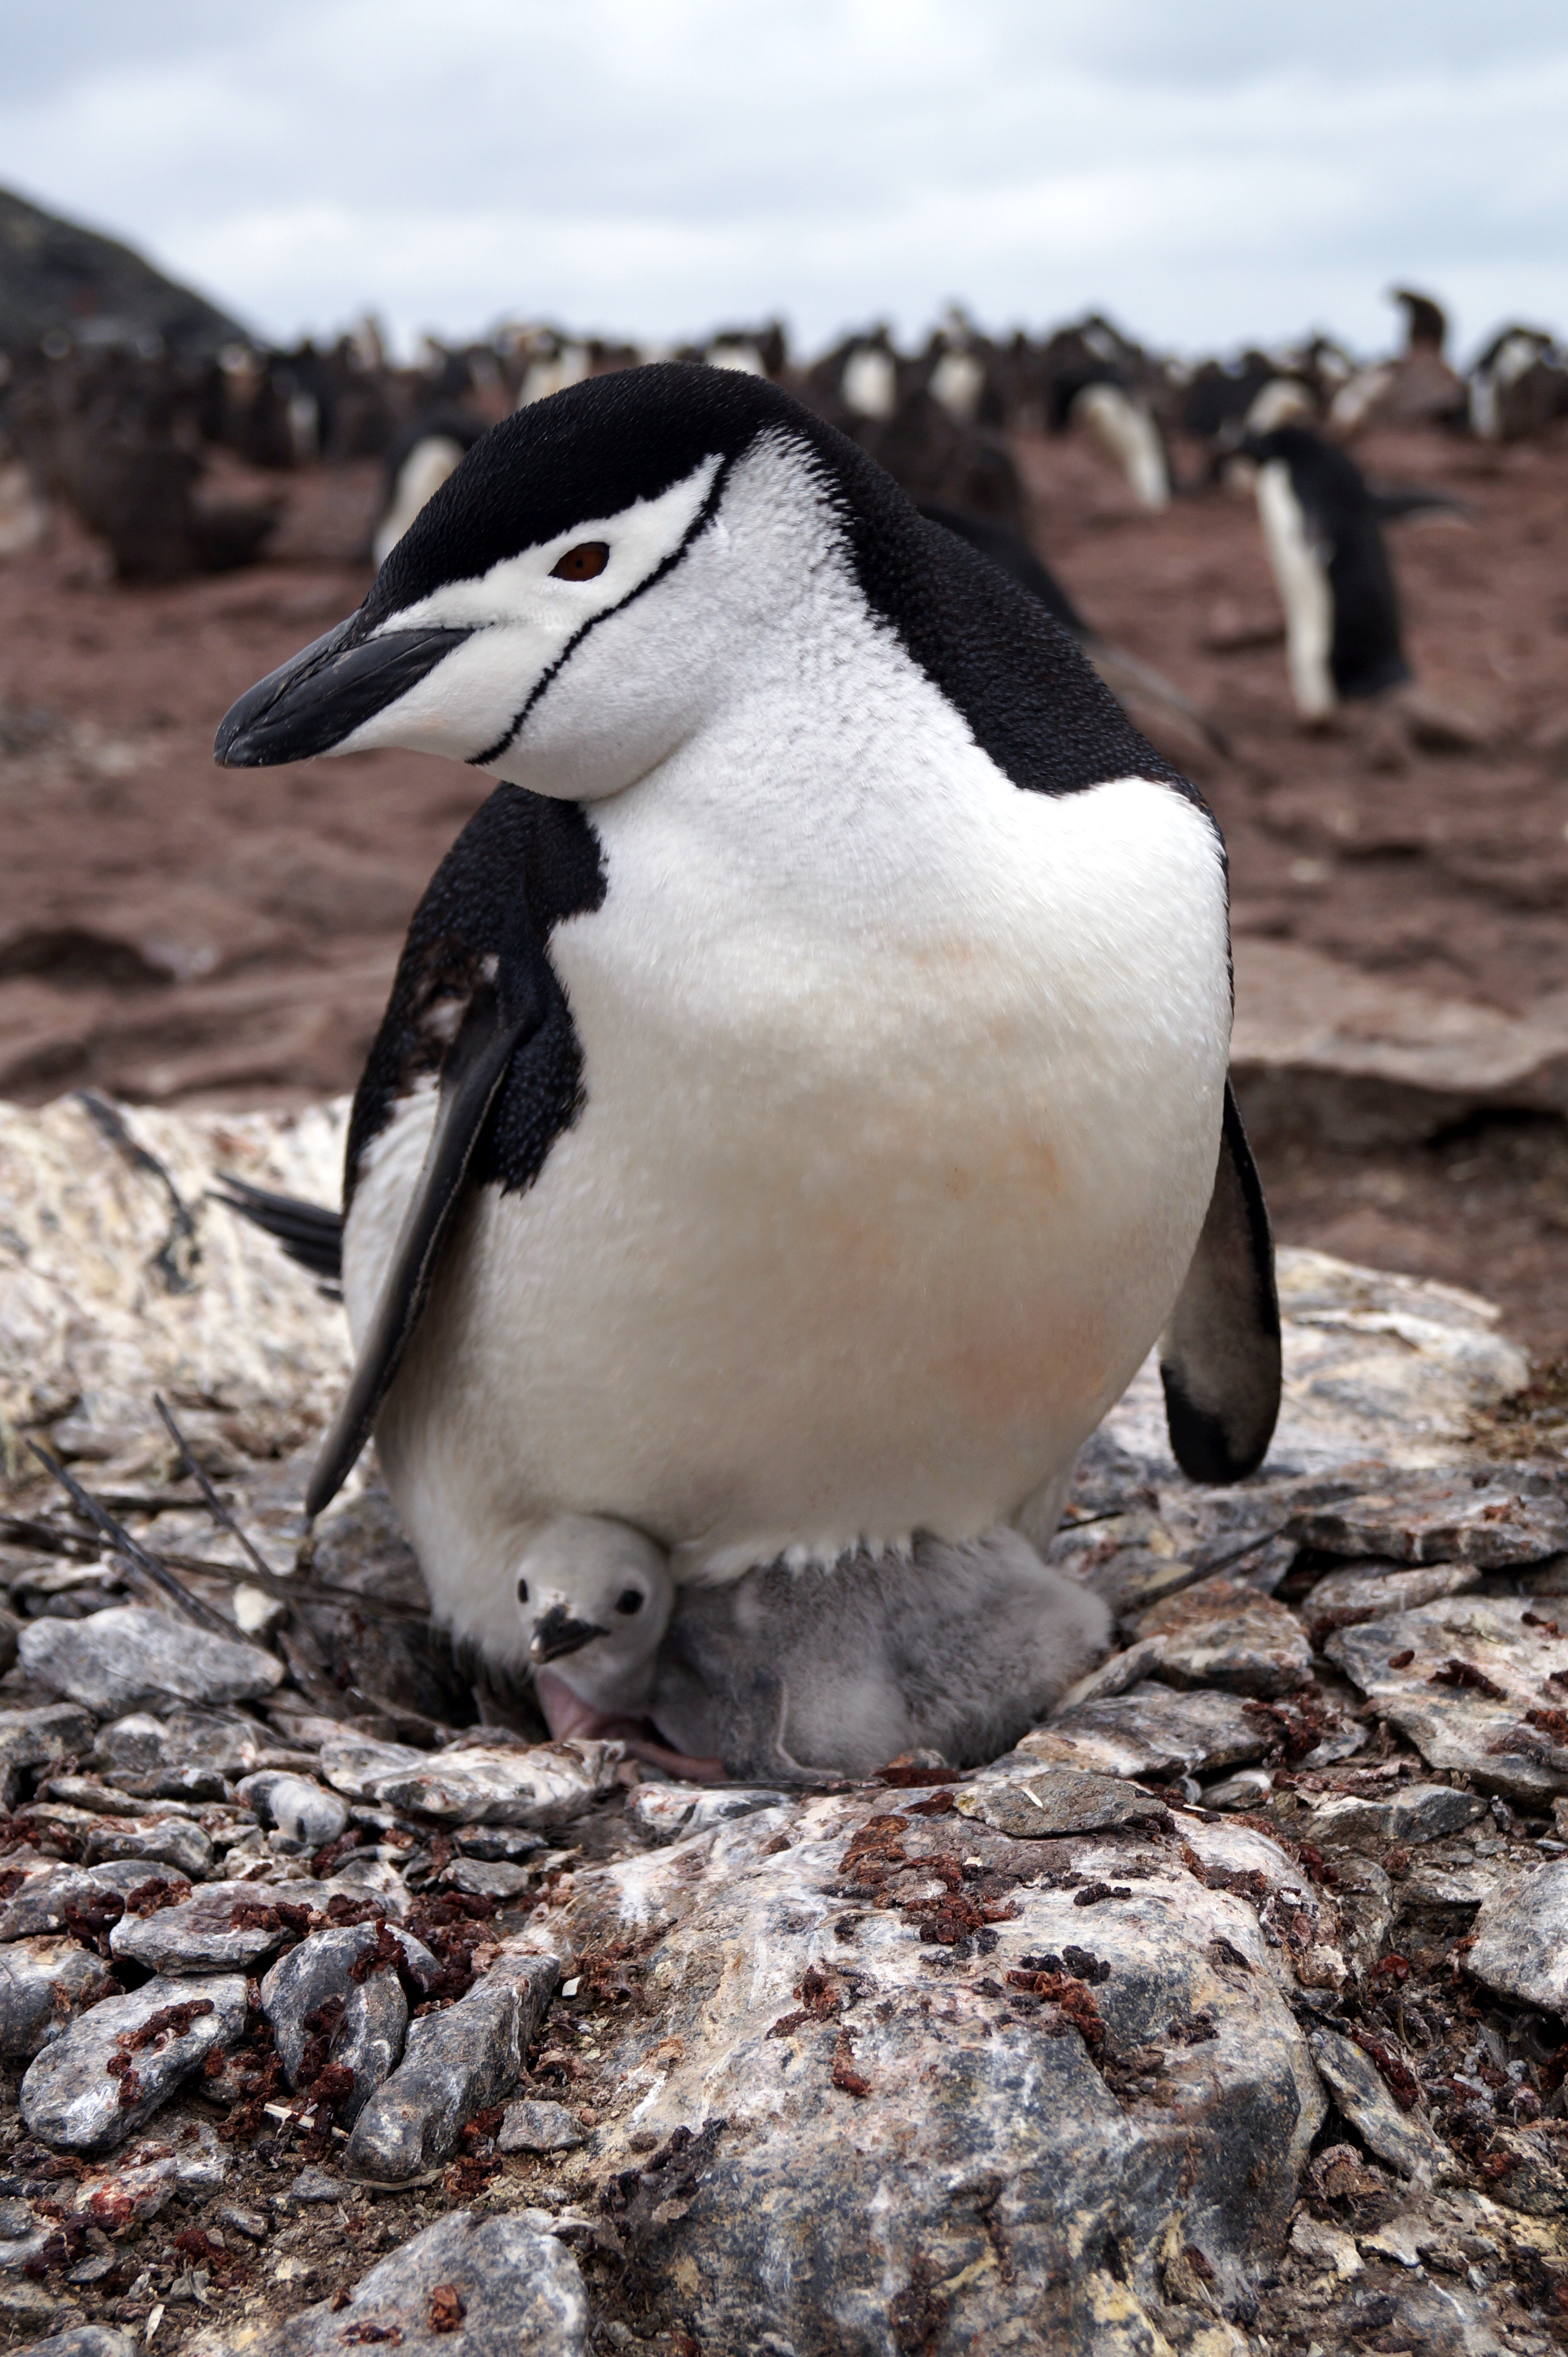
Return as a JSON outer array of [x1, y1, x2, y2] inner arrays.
[[0, 184, 252, 360]]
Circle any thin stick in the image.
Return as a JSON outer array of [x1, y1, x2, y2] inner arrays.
[[26, 1444, 243, 1642], [154, 1396, 429, 1623], [153, 1395, 283, 1588], [1, 1507, 429, 1624]]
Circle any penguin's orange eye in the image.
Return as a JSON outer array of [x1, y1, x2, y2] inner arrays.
[[551, 541, 609, 581]]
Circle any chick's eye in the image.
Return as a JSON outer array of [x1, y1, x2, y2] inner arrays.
[[615, 1588, 643, 1615], [516, 1577, 529, 1604], [551, 541, 609, 582]]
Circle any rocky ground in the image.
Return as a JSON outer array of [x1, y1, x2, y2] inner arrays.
[[2, 416, 1568, 1352], [0, 1096, 1565, 2355]]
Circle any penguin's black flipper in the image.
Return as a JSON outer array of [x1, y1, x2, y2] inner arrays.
[[1158, 1082, 1281, 1485], [213, 1178, 344, 1286], [306, 980, 532, 1519]]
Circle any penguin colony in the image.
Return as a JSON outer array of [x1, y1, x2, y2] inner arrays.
[[215, 362, 1282, 1780]]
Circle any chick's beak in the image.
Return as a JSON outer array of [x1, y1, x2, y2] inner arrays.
[[529, 1603, 610, 1664]]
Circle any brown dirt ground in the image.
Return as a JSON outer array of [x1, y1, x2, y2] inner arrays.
[[2, 421, 1568, 1354]]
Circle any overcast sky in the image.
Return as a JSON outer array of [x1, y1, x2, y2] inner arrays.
[[3, 0, 1564, 362]]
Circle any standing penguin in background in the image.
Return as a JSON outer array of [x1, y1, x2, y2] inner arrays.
[[1242, 425, 1411, 722], [371, 411, 489, 571], [214, 364, 1279, 1756]]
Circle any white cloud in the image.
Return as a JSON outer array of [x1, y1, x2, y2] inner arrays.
[[2, 0, 1563, 359]]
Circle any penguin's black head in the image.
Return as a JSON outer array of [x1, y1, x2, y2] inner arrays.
[[214, 364, 868, 793]]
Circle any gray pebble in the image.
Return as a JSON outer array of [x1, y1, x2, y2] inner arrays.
[[214, 2203, 268, 2240], [0, 1867, 102, 1944], [0, 2283, 63, 2335], [225, 2209, 587, 2356], [109, 1881, 302, 1975], [1202, 1767, 1277, 1813], [82, 1715, 166, 1775], [0, 1938, 115, 2060], [0, 1705, 97, 1771], [31, 1779, 146, 1819], [168, 2114, 230, 2193], [497, 2099, 587, 2154], [19, 1972, 248, 2154], [0, 2220, 48, 2274], [234, 1772, 347, 1852], [8, 2331, 137, 2357], [17, 1607, 283, 1716], [1309, 2026, 1452, 2186], [1467, 1859, 1568, 2016], [80, 1817, 212, 1880], [285, 2164, 344, 2203], [438, 1856, 535, 1900], [452, 1823, 546, 1862], [1020, 1683, 1274, 1780], [1309, 1784, 1488, 1849], [84, 1860, 186, 1898], [90, 1707, 271, 1783], [261, 1922, 435, 2125], [956, 1768, 1158, 1840], [346, 1953, 558, 2181], [112, 1766, 232, 1805]]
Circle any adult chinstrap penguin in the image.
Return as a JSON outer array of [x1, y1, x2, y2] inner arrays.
[[214, 362, 1279, 1692], [1242, 425, 1411, 721]]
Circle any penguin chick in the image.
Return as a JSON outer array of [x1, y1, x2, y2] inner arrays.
[[514, 1514, 725, 1779], [650, 1529, 1112, 1783]]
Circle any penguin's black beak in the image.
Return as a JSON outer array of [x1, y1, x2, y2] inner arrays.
[[529, 1605, 610, 1665], [214, 616, 473, 767]]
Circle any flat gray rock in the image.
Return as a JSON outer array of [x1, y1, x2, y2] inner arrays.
[[184, 2210, 587, 2356], [1308, 2027, 1453, 2185], [438, 1856, 535, 1899], [108, 1881, 302, 1974], [527, 1791, 1327, 2353], [0, 1938, 114, 2060], [1327, 1598, 1568, 1801], [1466, 1860, 1568, 2014], [956, 1768, 1157, 1839], [17, 1607, 282, 1715], [0, 1867, 102, 1944], [91, 1707, 276, 1782], [1290, 1470, 1568, 1570], [338, 1740, 621, 1829], [18, 1972, 247, 2154], [1231, 935, 1568, 1149], [1024, 1682, 1272, 1779], [497, 2098, 587, 2153], [346, 1951, 558, 2181], [1300, 1560, 1483, 1622], [9, 2331, 137, 2357], [79, 1816, 212, 1880], [1308, 1784, 1488, 1849], [1398, 1859, 1500, 1911], [0, 1705, 96, 1770], [1131, 1575, 1313, 1698]]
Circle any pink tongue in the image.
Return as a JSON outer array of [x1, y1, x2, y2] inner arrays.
[[533, 1667, 725, 1784]]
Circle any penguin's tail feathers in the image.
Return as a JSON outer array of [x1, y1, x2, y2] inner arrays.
[[213, 1176, 344, 1291]]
